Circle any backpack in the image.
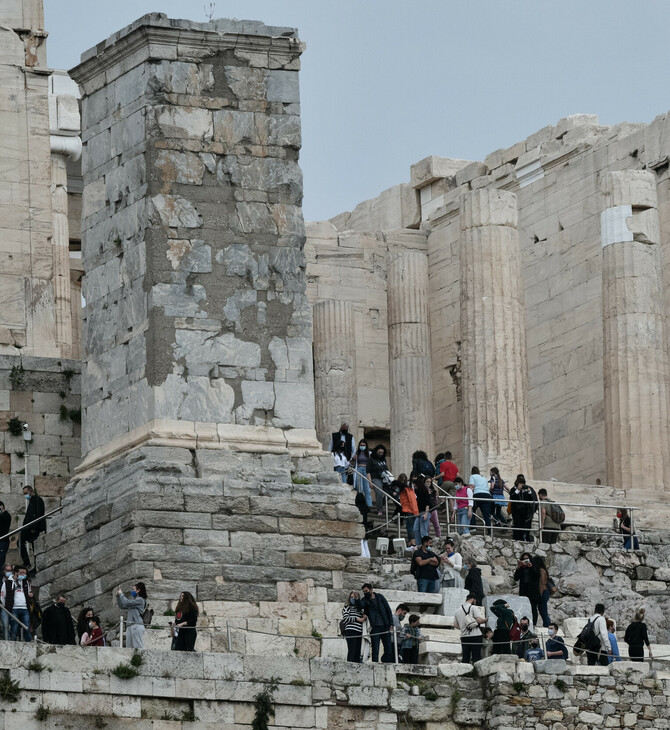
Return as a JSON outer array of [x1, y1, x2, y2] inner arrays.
[[409, 552, 419, 576], [141, 605, 154, 627], [576, 618, 600, 651], [547, 501, 565, 524]]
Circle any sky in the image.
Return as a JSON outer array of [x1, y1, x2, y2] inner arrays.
[[45, 1, 670, 222]]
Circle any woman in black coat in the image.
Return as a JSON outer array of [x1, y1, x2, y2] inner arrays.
[[513, 551, 541, 626], [464, 559, 485, 605], [624, 608, 653, 662]]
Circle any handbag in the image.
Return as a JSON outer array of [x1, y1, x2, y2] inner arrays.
[[339, 618, 347, 635]]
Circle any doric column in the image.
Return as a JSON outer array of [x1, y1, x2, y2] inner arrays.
[[459, 189, 532, 477], [601, 171, 670, 489], [387, 251, 434, 475], [313, 300, 358, 448]]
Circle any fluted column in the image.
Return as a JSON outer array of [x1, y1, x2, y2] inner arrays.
[[51, 154, 73, 358], [601, 170, 670, 489], [313, 300, 358, 448], [387, 251, 434, 475], [460, 189, 532, 477]]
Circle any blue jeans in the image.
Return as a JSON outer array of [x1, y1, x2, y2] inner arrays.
[[457, 507, 471, 535], [417, 513, 430, 540], [335, 466, 347, 483], [623, 536, 639, 550], [539, 589, 551, 627], [417, 578, 440, 594], [372, 478, 384, 511], [0, 609, 8, 641], [354, 470, 372, 507], [10, 608, 31, 641], [404, 515, 417, 543], [370, 626, 394, 662], [471, 492, 492, 535]]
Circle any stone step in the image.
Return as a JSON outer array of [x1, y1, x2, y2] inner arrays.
[[381, 589, 443, 610]]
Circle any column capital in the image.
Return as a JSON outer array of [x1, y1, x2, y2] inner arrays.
[[460, 188, 518, 230]]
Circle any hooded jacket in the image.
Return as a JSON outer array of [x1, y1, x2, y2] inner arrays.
[[366, 445, 388, 480]]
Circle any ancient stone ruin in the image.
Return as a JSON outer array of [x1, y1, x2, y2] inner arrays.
[[3, 1, 670, 728]]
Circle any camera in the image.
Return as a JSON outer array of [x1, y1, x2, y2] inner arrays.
[[22, 423, 29, 431], [22, 424, 32, 442]]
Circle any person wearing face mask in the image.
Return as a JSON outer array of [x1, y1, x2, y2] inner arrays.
[[367, 445, 389, 516], [117, 582, 148, 649], [350, 440, 372, 507], [617, 509, 639, 550], [81, 616, 105, 647], [341, 591, 367, 662], [76, 606, 95, 644], [545, 623, 568, 660], [513, 616, 537, 659], [0, 503, 12, 572], [8, 567, 34, 641], [329, 423, 354, 461], [0, 564, 14, 640], [20, 485, 46, 574], [41, 594, 76, 645]]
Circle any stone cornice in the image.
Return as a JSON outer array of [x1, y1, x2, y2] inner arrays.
[[70, 16, 304, 88]]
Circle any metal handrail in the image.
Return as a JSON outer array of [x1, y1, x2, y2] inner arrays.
[[350, 466, 402, 540], [1, 506, 63, 542]]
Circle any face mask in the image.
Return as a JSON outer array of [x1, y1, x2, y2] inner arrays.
[[88, 622, 93, 629], [18, 575, 25, 581], [341, 428, 348, 433], [359, 445, 365, 452], [616, 512, 622, 519], [547, 629, 555, 636], [4, 573, 11, 579], [25, 495, 30, 501], [521, 625, 528, 632], [58, 602, 65, 607], [349, 598, 356, 605], [130, 590, 137, 598]]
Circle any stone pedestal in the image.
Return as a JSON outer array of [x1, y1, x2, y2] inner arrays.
[[387, 251, 434, 475], [36, 15, 361, 612], [601, 171, 670, 489], [459, 189, 532, 477], [313, 300, 357, 448]]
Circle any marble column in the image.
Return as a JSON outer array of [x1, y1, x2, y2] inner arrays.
[[601, 170, 670, 489], [387, 251, 434, 476], [459, 189, 532, 477], [313, 300, 358, 448], [50, 154, 73, 357]]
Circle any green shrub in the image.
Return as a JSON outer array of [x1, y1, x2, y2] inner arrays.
[[35, 705, 49, 720], [112, 664, 138, 680], [0, 671, 20, 702], [130, 652, 143, 668]]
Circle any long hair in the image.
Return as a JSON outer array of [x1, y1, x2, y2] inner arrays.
[[135, 582, 148, 599], [76, 607, 94, 639], [176, 591, 199, 617]]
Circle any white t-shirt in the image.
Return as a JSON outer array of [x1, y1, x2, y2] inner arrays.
[[454, 602, 482, 638], [13, 581, 27, 609]]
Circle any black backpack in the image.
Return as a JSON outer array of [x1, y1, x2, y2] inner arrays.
[[410, 552, 418, 576], [576, 618, 600, 651]]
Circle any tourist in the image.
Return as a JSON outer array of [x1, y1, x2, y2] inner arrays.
[[171, 591, 199, 652], [354, 490, 370, 535], [469, 467, 492, 536], [585, 603, 611, 666], [9, 566, 33, 641], [350, 439, 371, 507], [411, 450, 435, 479], [21, 485, 46, 574], [513, 616, 537, 659], [533, 555, 552, 628], [464, 559, 485, 605], [329, 422, 354, 460], [481, 627, 494, 658], [331, 440, 349, 484], [452, 477, 473, 536], [524, 638, 544, 662], [623, 608, 652, 662], [545, 623, 569, 660], [618, 509, 639, 550], [81, 615, 105, 647], [489, 599, 515, 654], [391, 603, 410, 659], [360, 584, 394, 663], [76, 606, 94, 644], [341, 591, 366, 663], [607, 619, 621, 662], [116, 582, 148, 649], [0, 564, 13, 640], [399, 477, 419, 549], [434, 453, 446, 485], [439, 451, 459, 492], [415, 477, 432, 541], [488, 467, 508, 528], [367, 445, 389, 515], [41, 595, 76, 645], [513, 552, 541, 626], [454, 593, 486, 664], [425, 477, 442, 538], [413, 536, 441, 594], [509, 475, 537, 542], [441, 538, 464, 588], [0, 503, 11, 572], [401, 614, 425, 664], [538, 489, 561, 544]]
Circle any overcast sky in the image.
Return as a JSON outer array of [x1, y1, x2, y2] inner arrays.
[[45, 1, 670, 222]]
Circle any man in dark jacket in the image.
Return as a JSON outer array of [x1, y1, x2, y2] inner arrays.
[[21, 486, 46, 573], [41, 595, 76, 645], [0, 503, 11, 571], [361, 583, 394, 662], [329, 423, 354, 460]]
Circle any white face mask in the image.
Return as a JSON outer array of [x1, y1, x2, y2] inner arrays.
[[547, 628, 555, 636]]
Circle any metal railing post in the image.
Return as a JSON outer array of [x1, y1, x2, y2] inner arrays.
[[393, 627, 399, 664], [445, 495, 450, 536], [119, 615, 124, 648], [628, 507, 635, 551]]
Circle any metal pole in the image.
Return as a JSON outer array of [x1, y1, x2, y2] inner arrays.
[[445, 495, 450, 537], [537, 499, 542, 544], [119, 615, 124, 648], [227, 620, 232, 651], [393, 627, 399, 664], [628, 508, 635, 551]]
